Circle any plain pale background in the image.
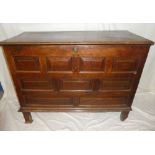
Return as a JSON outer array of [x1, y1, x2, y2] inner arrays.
[[0, 23, 155, 99]]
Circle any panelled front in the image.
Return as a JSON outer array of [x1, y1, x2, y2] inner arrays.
[[4, 45, 148, 110]]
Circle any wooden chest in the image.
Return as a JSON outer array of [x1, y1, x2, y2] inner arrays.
[[0, 31, 153, 123]]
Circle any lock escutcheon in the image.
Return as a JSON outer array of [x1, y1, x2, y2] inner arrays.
[[73, 47, 78, 54]]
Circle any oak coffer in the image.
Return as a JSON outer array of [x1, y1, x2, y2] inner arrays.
[[0, 31, 154, 123]]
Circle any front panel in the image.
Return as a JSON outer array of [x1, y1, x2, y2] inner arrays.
[[3, 45, 149, 111], [80, 57, 105, 72], [13, 56, 40, 71], [46, 56, 72, 72]]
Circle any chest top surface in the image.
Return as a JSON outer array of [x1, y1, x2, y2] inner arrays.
[[0, 31, 154, 45]]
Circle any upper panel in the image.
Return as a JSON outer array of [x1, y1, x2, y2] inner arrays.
[[0, 31, 154, 45]]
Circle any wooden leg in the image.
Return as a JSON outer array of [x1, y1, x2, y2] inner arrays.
[[22, 112, 33, 123], [120, 111, 129, 121]]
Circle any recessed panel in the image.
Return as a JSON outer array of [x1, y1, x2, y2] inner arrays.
[[100, 78, 132, 90], [80, 57, 105, 72], [112, 58, 138, 72], [13, 56, 40, 71], [20, 78, 53, 90], [25, 96, 73, 106], [60, 79, 93, 91], [46, 57, 72, 71], [80, 97, 127, 106]]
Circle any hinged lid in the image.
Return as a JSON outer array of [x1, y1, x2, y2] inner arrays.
[[0, 31, 154, 45]]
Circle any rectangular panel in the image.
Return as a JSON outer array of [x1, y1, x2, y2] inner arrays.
[[60, 79, 93, 91], [77, 45, 148, 57], [13, 56, 40, 71], [80, 57, 105, 72], [99, 78, 132, 90], [25, 96, 73, 106], [112, 58, 139, 72], [9, 45, 74, 56], [20, 78, 53, 90], [46, 57, 72, 71], [80, 97, 128, 106]]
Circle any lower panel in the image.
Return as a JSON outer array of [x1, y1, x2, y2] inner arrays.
[[22, 92, 130, 111], [24, 95, 73, 107], [79, 96, 128, 107]]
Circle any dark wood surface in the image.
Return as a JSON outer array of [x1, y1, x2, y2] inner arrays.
[[0, 31, 154, 45], [1, 31, 154, 123]]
